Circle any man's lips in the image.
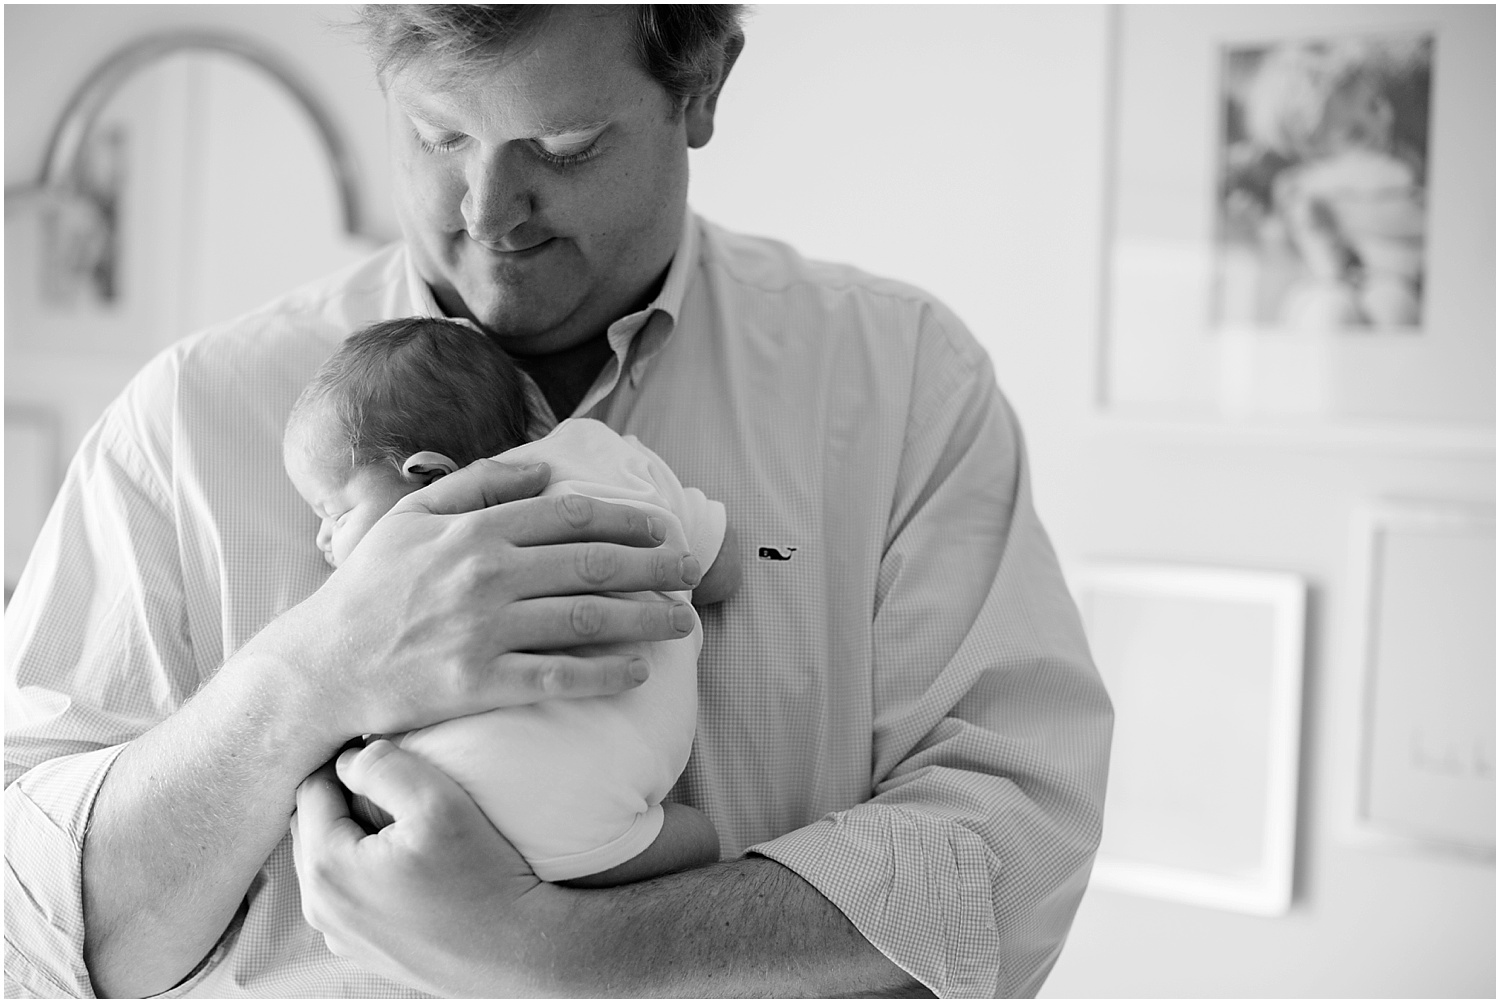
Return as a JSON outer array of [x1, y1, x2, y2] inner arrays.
[[468, 234, 554, 255]]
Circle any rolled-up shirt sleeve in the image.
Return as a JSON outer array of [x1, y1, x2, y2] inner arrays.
[[748, 308, 1113, 997], [5, 747, 125, 998], [5, 361, 195, 998]]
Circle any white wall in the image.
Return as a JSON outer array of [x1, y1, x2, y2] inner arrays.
[[5, 5, 1494, 996]]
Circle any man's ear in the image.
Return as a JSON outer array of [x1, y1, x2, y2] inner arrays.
[[685, 31, 745, 149]]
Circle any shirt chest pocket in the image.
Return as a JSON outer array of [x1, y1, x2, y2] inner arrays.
[[697, 511, 826, 705]]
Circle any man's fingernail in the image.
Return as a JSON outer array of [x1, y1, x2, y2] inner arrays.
[[647, 516, 666, 542], [628, 658, 650, 683], [680, 554, 702, 585], [670, 603, 696, 633]]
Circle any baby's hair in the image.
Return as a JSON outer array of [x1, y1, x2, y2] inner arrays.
[[289, 317, 532, 477]]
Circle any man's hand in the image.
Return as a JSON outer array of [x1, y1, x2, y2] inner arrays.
[[251, 457, 703, 753], [292, 740, 552, 997], [293, 742, 927, 998]]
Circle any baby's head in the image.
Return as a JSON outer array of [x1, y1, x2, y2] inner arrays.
[[284, 317, 532, 567]]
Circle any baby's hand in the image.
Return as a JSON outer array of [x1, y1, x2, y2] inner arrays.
[[350, 791, 395, 832], [692, 520, 742, 607], [343, 736, 399, 831]]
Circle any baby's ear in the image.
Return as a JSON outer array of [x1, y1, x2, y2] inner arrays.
[[401, 450, 458, 485]]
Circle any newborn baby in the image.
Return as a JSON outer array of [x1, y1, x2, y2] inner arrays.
[[283, 316, 739, 885]]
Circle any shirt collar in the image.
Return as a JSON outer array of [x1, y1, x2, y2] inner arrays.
[[601, 207, 699, 387], [632, 207, 699, 340]]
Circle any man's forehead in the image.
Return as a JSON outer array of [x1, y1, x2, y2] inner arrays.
[[384, 7, 648, 131]]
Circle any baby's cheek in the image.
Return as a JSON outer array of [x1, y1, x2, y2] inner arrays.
[[331, 519, 380, 566]]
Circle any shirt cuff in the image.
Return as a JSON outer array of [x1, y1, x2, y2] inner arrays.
[[745, 803, 1002, 999], [4, 744, 128, 999]]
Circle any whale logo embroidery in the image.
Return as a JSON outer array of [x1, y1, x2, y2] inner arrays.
[[757, 546, 798, 561]]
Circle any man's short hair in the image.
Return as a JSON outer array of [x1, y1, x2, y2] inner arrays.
[[289, 317, 533, 475], [355, 4, 745, 106]]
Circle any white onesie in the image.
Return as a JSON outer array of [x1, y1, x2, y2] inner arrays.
[[393, 418, 726, 881]]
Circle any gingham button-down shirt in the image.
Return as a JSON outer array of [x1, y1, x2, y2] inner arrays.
[[5, 212, 1112, 998]]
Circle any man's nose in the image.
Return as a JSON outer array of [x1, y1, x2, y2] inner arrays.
[[461, 148, 532, 243]]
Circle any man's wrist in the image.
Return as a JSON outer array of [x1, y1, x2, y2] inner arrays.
[[395, 881, 579, 999], [215, 616, 350, 775], [511, 882, 609, 997]]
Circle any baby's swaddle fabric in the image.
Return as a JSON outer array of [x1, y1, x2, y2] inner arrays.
[[395, 419, 726, 880]]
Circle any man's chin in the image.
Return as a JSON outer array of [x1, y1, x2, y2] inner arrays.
[[427, 273, 559, 336], [459, 298, 586, 352], [424, 257, 595, 349]]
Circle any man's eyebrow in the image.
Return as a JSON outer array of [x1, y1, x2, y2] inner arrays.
[[532, 118, 610, 139], [395, 95, 609, 138]]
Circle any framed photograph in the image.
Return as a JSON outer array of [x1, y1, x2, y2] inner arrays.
[[1100, 5, 1493, 448], [1215, 34, 1432, 336], [1069, 563, 1306, 915], [1347, 500, 1494, 856]]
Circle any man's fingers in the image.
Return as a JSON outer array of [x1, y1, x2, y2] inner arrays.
[[477, 492, 671, 549], [487, 650, 654, 700], [390, 466, 697, 590], [498, 594, 699, 651], [507, 540, 702, 596], [392, 461, 684, 557], [399, 458, 551, 516]]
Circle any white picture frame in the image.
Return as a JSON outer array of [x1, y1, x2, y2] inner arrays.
[[1098, 5, 1494, 451], [1345, 500, 1495, 857], [1069, 563, 1307, 915]]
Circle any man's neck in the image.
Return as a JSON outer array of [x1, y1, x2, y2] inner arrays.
[[504, 261, 672, 421], [512, 331, 616, 421]]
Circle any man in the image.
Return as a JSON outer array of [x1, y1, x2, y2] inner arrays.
[[5, 6, 1111, 997]]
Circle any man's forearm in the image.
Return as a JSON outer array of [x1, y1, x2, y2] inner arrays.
[[531, 855, 930, 997], [81, 652, 335, 998]]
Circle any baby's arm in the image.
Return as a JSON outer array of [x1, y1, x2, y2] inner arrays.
[[691, 519, 742, 607], [558, 801, 720, 888]]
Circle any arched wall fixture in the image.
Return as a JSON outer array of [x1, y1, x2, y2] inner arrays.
[[9, 30, 368, 239]]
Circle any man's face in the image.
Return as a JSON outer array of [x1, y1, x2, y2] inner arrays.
[[387, 8, 698, 356]]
